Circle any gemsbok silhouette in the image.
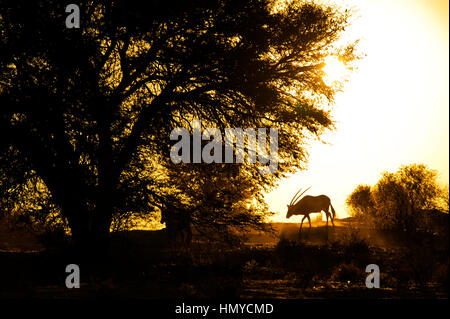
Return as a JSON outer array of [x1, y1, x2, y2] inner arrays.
[[286, 187, 336, 233]]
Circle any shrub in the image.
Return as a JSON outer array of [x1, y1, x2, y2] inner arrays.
[[330, 262, 363, 283]]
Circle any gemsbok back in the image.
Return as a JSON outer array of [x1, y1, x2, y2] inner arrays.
[[286, 187, 336, 233]]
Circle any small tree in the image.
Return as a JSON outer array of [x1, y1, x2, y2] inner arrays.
[[373, 164, 441, 231], [347, 164, 445, 232], [372, 171, 410, 230], [346, 184, 375, 223]]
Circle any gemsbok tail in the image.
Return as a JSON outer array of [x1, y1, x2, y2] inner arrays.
[[330, 203, 336, 219]]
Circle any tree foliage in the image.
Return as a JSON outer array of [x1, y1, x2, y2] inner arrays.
[[347, 164, 446, 231], [346, 184, 375, 220], [160, 161, 272, 245], [0, 0, 357, 249]]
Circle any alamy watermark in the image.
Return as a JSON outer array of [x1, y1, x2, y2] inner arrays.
[[65, 4, 80, 29], [365, 264, 380, 288], [170, 120, 278, 175], [65, 264, 80, 288]]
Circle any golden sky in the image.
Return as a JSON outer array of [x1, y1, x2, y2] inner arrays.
[[266, 0, 449, 222]]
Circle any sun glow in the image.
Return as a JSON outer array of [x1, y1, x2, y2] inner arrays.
[[322, 56, 348, 86]]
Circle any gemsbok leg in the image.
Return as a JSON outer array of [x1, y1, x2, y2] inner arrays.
[[327, 209, 335, 227], [324, 210, 334, 228], [300, 215, 308, 233]]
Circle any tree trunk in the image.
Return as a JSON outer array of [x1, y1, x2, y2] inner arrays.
[[65, 205, 112, 261]]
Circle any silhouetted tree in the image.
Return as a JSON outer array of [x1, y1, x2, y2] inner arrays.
[[348, 164, 444, 232], [346, 184, 375, 222], [0, 0, 357, 253]]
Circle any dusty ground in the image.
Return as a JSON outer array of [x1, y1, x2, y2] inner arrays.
[[245, 219, 407, 249]]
